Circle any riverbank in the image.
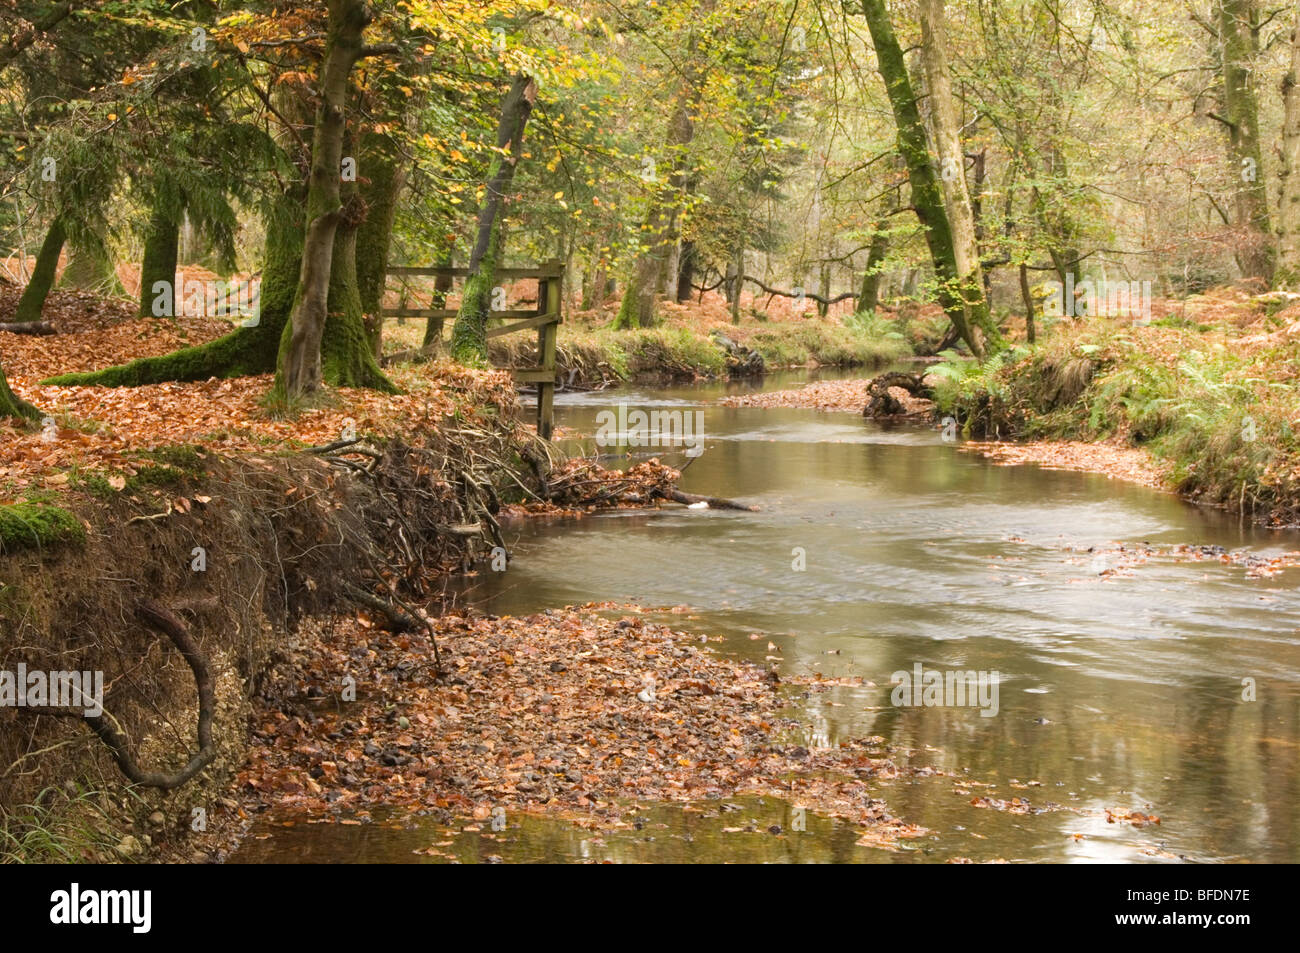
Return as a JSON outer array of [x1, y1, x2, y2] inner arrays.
[[0, 291, 924, 862], [378, 289, 927, 385], [720, 288, 1300, 525], [931, 290, 1300, 525], [184, 604, 923, 862]]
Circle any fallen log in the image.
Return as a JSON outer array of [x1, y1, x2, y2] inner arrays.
[[0, 321, 55, 335], [863, 371, 932, 418], [662, 488, 758, 512]]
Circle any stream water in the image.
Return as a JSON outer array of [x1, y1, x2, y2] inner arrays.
[[232, 370, 1300, 864]]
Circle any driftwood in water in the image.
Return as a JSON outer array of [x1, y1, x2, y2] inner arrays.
[[863, 371, 932, 418]]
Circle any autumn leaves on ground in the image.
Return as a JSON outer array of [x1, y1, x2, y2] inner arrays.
[[0, 278, 938, 861]]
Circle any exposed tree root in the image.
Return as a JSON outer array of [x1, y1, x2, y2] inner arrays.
[[28, 600, 215, 789], [863, 371, 933, 418]]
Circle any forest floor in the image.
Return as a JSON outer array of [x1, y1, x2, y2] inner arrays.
[[176, 604, 927, 862], [0, 280, 522, 501]]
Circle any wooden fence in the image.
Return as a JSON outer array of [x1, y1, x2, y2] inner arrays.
[[382, 259, 562, 439]]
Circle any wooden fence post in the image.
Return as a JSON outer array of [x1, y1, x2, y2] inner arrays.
[[536, 260, 562, 440]]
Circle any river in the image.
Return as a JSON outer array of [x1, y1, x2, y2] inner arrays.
[[232, 370, 1300, 863]]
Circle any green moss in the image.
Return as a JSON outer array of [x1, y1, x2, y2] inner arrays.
[[139, 443, 205, 473], [0, 503, 85, 552], [67, 469, 119, 500], [125, 464, 186, 492]]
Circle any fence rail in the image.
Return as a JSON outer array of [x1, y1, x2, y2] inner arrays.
[[380, 259, 562, 439]]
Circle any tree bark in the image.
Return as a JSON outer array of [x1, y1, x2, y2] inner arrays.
[[858, 208, 892, 314], [676, 239, 696, 303], [729, 242, 744, 324], [423, 248, 453, 350], [320, 201, 393, 389], [139, 199, 180, 317], [1020, 261, 1035, 343], [919, 0, 996, 348], [356, 129, 407, 358], [276, 0, 374, 401], [59, 232, 124, 296], [449, 74, 537, 363], [858, 0, 983, 356], [14, 218, 65, 323], [1278, 7, 1300, 282], [1218, 0, 1274, 286], [0, 360, 39, 420]]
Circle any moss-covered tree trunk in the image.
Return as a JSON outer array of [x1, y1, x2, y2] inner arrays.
[[613, 90, 695, 330], [14, 218, 66, 323], [59, 232, 125, 297], [450, 74, 537, 364], [356, 129, 407, 358], [0, 359, 39, 420], [42, 202, 301, 386], [1217, 0, 1273, 286], [858, 197, 894, 313], [139, 199, 181, 317], [320, 176, 396, 390], [276, 0, 372, 400], [919, 0, 998, 348], [858, 0, 982, 357]]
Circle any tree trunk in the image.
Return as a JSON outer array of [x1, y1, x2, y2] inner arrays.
[[356, 129, 407, 358], [858, 207, 892, 313], [450, 74, 537, 363], [613, 88, 697, 329], [0, 360, 39, 420], [321, 191, 394, 390], [1218, 0, 1274, 286], [423, 247, 453, 350], [139, 199, 180, 317], [919, 0, 996, 348], [1277, 8, 1300, 282], [729, 242, 743, 324], [676, 239, 696, 303], [14, 218, 65, 323], [276, 0, 372, 401], [858, 0, 983, 356], [1020, 261, 1035, 343], [59, 232, 124, 296]]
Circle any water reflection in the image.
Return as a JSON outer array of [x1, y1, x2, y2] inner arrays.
[[234, 372, 1300, 863]]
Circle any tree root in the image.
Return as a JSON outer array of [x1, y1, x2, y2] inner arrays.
[[28, 600, 215, 789], [863, 371, 932, 418]]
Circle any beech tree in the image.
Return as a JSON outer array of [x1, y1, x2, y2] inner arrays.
[[858, 0, 984, 355], [449, 74, 537, 363]]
